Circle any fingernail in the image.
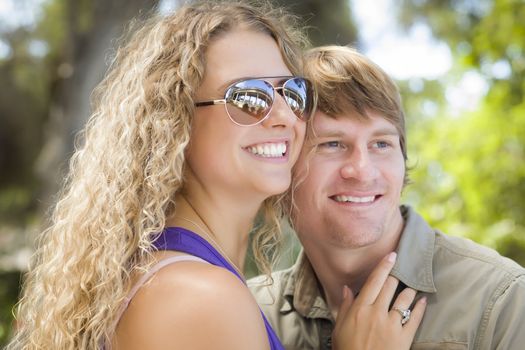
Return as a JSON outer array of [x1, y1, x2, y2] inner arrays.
[[343, 285, 349, 299], [420, 296, 427, 304], [387, 252, 397, 263]]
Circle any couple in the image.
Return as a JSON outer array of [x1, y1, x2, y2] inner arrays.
[[8, 1, 524, 349]]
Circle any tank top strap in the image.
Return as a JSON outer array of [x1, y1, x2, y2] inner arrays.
[[112, 255, 209, 332], [125, 255, 208, 305], [153, 226, 245, 281]]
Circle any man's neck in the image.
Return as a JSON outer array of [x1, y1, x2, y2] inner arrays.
[[301, 217, 405, 320]]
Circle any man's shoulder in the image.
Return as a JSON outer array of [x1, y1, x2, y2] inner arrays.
[[433, 230, 525, 281], [404, 212, 525, 348], [248, 265, 295, 305]]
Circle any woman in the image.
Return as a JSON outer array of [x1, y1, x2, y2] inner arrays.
[[7, 1, 424, 349]]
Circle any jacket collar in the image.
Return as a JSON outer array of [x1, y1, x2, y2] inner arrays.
[[391, 206, 437, 293], [282, 251, 332, 320], [281, 205, 437, 319]]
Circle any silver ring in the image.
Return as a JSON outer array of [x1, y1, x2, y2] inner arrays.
[[392, 307, 411, 325]]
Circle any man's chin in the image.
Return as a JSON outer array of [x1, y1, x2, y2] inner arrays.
[[327, 222, 384, 248]]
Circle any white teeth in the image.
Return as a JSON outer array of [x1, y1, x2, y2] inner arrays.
[[334, 195, 375, 203], [248, 142, 287, 157]]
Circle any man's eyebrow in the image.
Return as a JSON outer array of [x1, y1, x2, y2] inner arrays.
[[371, 127, 399, 137], [311, 126, 399, 139], [311, 130, 346, 138]]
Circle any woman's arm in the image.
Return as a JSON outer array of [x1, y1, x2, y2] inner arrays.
[[113, 261, 270, 350]]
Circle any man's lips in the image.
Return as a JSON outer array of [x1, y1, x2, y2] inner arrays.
[[330, 194, 382, 204]]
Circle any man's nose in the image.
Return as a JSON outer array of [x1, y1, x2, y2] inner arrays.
[[340, 147, 379, 181]]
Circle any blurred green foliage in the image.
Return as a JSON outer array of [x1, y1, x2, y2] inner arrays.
[[0, 0, 64, 226], [0, 272, 21, 343], [275, 0, 357, 45], [399, 0, 525, 265]]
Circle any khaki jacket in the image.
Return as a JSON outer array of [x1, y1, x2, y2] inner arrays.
[[249, 206, 525, 350]]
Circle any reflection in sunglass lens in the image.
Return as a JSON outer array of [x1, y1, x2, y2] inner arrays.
[[282, 78, 309, 120], [225, 79, 274, 125], [222, 77, 312, 126]]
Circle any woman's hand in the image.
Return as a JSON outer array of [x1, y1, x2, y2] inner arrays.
[[332, 252, 427, 350]]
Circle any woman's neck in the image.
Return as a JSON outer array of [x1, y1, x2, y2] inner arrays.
[[167, 191, 262, 273]]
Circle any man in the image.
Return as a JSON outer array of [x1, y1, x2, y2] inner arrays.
[[249, 46, 525, 350]]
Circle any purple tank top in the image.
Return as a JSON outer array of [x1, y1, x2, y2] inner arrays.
[[153, 227, 285, 350]]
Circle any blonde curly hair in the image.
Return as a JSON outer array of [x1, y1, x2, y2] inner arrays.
[[7, 1, 307, 349]]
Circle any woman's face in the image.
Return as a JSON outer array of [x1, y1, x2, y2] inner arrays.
[[186, 29, 306, 201]]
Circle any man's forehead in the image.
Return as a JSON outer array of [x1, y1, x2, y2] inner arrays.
[[312, 111, 399, 137]]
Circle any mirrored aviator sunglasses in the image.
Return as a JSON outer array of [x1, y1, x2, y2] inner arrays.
[[194, 76, 313, 126]]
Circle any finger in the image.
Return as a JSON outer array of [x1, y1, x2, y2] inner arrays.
[[335, 285, 355, 326], [374, 275, 399, 309], [333, 286, 356, 349], [355, 252, 397, 305], [402, 296, 427, 335], [389, 287, 417, 327], [391, 287, 417, 311]]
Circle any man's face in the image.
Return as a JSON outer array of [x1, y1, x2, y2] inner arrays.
[[292, 110, 405, 249]]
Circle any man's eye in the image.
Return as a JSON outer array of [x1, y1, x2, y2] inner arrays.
[[319, 141, 343, 148], [373, 141, 390, 149]]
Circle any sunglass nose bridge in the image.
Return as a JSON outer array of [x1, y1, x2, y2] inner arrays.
[[274, 86, 285, 96]]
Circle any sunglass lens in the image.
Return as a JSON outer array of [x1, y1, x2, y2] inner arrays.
[[225, 79, 274, 125], [282, 78, 312, 121]]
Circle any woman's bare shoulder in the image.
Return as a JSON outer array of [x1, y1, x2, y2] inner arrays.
[[113, 261, 270, 350]]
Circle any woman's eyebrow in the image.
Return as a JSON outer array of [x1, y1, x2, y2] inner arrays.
[[214, 76, 250, 94]]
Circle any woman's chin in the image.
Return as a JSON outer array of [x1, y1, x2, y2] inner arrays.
[[257, 179, 291, 198]]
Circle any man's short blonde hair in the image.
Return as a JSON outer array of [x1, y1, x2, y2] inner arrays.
[[304, 46, 408, 163]]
